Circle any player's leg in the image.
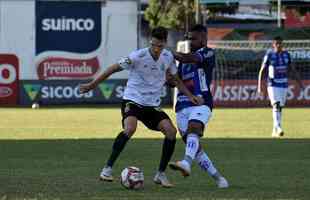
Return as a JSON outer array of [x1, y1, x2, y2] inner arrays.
[[141, 108, 176, 187], [268, 86, 286, 137], [157, 118, 177, 171], [153, 118, 177, 188], [195, 148, 229, 188], [268, 86, 279, 136], [100, 101, 139, 181], [274, 87, 288, 136], [170, 120, 203, 176], [169, 106, 229, 188], [169, 106, 209, 176], [272, 101, 283, 137]]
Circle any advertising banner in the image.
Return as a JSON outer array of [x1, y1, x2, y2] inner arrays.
[[19, 80, 172, 106], [0, 1, 35, 80], [212, 80, 310, 107], [0, 54, 19, 105], [35, 1, 102, 80]]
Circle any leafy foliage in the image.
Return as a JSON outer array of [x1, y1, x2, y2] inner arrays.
[[144, 0, 195, 30]]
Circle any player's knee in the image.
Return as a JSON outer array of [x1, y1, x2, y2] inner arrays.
[[158, 119, 177, 139], [124, 126, 137, 137], [273, 102, 282, 112], [187, 121, 204, 136], [164, 126, 177, 140]]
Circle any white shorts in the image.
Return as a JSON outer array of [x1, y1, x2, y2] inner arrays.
[[176, 105, 212, 136], [267, 86, 288, 106]]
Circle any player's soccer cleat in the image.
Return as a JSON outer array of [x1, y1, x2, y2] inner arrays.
[[272, 127, 284, 138], [153, 172, 174, 188], [99, 166, 114, 182], [216, 176, 229, 188], [272, 131, 280, 138], [169, 160, 191, 177]]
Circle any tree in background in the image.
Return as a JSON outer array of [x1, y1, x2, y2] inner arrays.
[[144, 0, 239, 30], [144, 0, 195, 30]]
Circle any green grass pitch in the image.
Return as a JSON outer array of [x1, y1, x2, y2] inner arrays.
[[0, 107, 309, 200]]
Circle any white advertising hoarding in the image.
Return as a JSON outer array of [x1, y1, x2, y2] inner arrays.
[[0, 0, 137, 80], [0, 0, 35, 80]]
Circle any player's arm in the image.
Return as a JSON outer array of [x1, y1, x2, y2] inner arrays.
[[258, 52, 269, 94], [173, 51, 201, 64], [172, 73, 204, 105], [165, 69, 177, 88], [257, 64, 265, 94], [79, 63, 123, 93]]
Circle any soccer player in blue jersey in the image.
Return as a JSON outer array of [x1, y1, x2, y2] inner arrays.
[[168, 24, 229, 188], [258, 36, 296, 137]]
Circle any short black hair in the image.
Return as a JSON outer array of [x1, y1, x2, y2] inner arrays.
[[151, 26, 168, 41], [190, 24, 207, 33], [273, 36, 283, 42]]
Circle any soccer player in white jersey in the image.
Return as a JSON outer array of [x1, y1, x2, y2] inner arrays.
[[79, 27, 203, 188], [258, 36, 301, 137], [167, 25, 229, 188]]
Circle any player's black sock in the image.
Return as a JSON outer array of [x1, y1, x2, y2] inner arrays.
[[106, 131, 130, 167], [159, 137, 176, 172]]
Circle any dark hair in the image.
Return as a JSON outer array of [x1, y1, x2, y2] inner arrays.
[[190, 24, 207, 33], [273, 36, 283, 42], [151, 26, 168, 41]]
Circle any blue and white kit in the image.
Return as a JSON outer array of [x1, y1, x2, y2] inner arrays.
[[262, 49, 291, 106], [175, 47, 215, 135]]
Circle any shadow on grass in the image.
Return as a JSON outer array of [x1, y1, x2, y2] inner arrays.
[[0, 138, 309, 200]]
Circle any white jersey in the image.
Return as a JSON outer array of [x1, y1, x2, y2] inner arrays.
[[118, 48, 177, 106]]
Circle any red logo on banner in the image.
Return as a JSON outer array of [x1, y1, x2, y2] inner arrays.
[[37, 57, 100, 80], [0, 54, 19, 105]]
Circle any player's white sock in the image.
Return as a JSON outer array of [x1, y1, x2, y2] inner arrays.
[[277, 111, 282, 128], [195, 149, 218, 176], [272, 108, 281, 129], [184, 133, 199, 166]]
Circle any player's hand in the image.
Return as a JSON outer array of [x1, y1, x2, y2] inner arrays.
[[79, 82, 95, 94], [189, 95, 204, 105], [165, 71, 177, 88]]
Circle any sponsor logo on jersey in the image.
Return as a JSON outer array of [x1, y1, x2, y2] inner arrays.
[[203, 50, 214, 58], [124, 103, 131, 113], [138, 51, 147, 58], [162, 52, 169, 57]]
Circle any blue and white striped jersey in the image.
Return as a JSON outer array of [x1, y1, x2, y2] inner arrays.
[[175, 47, 215, 112], [262, 49, 291, 88]]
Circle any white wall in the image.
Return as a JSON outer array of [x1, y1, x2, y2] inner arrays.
[[101, 0, 137, 79], [0, 0, 35, 80], [0, 0, 137, 80]]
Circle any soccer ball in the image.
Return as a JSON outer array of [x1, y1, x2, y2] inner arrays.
[[120, 166, 144, 190], [32, 103, 40, 109]]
